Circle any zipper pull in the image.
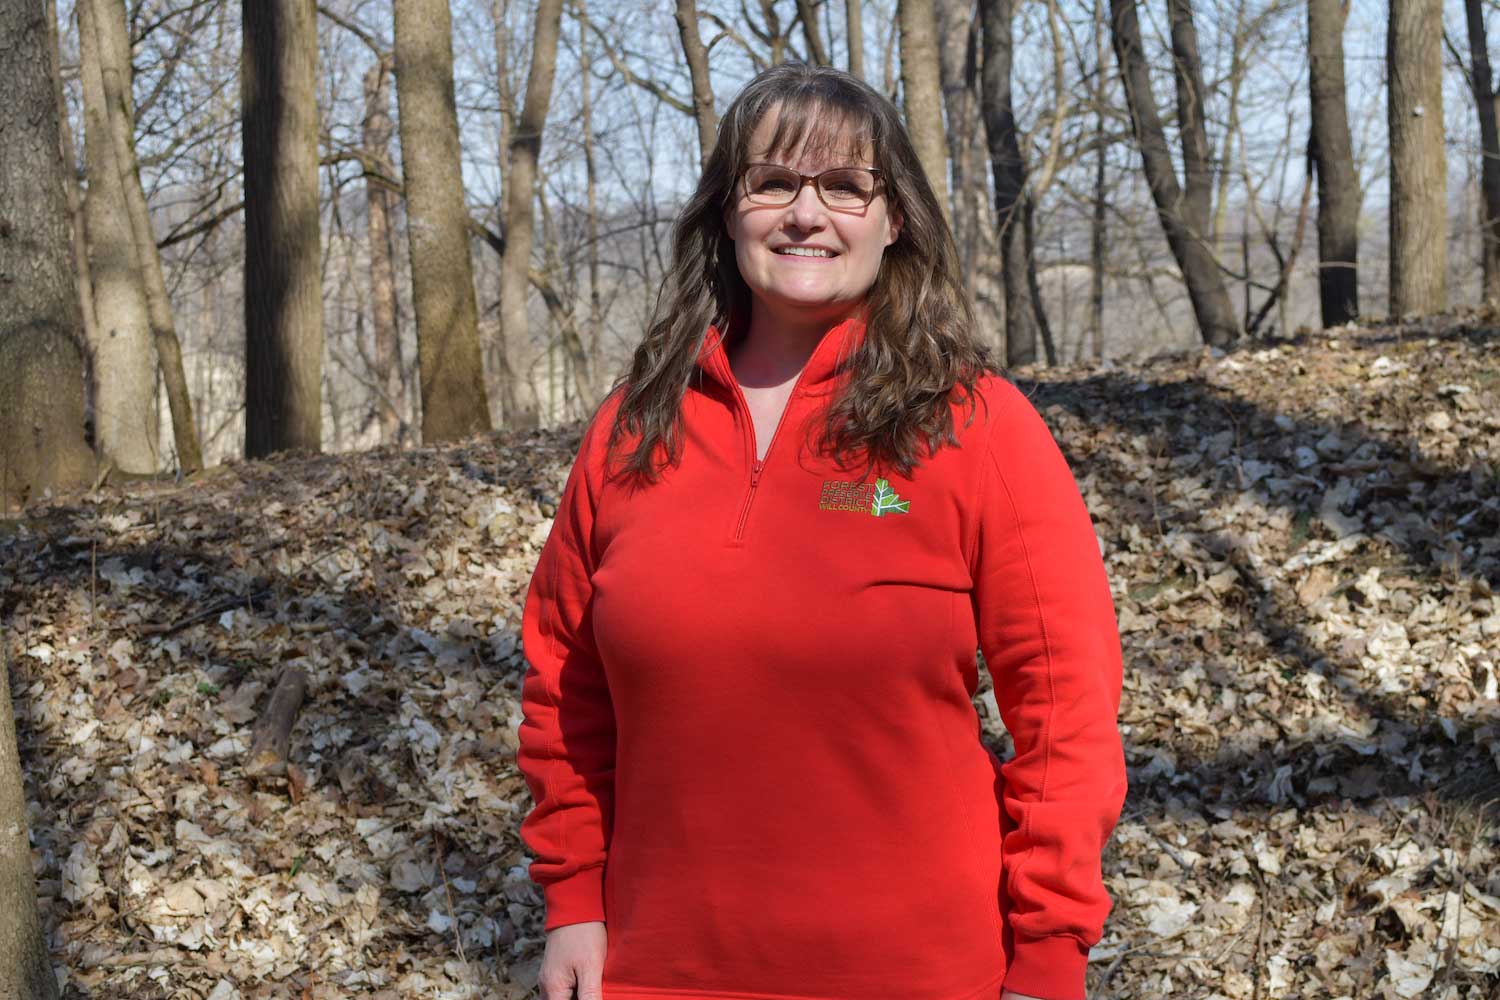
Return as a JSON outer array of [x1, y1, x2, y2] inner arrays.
[[750, 460, 763, 485]]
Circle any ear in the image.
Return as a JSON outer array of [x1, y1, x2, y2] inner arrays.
[[885, 202, 903, 247]]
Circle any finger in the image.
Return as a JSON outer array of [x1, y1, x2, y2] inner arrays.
[[576, 963, 605, 1000]]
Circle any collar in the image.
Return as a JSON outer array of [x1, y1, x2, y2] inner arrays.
[[693, 315, 867, 397]]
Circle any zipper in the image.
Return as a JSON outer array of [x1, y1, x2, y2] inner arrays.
[[727, 363, 811, 543], [734, 460, 763, 540]]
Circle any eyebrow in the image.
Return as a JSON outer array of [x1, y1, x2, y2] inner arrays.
[[748, 151, 875, 167]]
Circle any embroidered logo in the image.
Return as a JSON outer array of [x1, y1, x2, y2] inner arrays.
[[819, 478, 911, 516], [870, 478, 911, 516]]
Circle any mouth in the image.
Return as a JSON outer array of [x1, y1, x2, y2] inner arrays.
[[772, 246, 840, 258]]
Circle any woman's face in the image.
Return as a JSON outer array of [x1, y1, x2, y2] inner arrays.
[[724, 109, 902, 330]]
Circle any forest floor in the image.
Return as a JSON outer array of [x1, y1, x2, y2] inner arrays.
[[2, 313, 1499, 1000]]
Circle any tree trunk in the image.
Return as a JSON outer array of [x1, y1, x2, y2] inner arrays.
[[395, 0, 493, 442], [0, 5, 84, 989], [45, 0, 99, 355], [362, 54, 406, 446], [796, 0, 831, 65], [499, 0, 565, 431], [1308, 0, 1360, 325], [242, 0, 324, 457], [79, 0, 159, 473], [92, 0, 204, 474], [579, 16, 604, 382], [1167, 0, 1214, 238], [847, 0, 866, 79], [1387, 0, 1447, 316], [1089, 0, 1108, 360], [674, 0, 717, 168], [979, 0, 1041, 365], [935, 0, 982, 300], [1, 0, 96, 515], [1109, 0, 1240, 347], [1464, 0, 1500, 305], [898, 0, 951, 219]]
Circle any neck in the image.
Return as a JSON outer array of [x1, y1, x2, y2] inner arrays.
[[729, 304, 861, 389]]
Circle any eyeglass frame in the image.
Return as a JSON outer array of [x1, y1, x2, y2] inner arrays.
[[736, 162, 888, 210]]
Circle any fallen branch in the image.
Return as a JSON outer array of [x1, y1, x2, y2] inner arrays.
[[245, 666, 308, 779]]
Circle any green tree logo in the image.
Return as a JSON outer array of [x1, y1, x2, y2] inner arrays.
[[870, 478, 911, 517]]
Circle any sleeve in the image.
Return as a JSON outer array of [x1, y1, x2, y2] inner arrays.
[[968, 382, 1128, 1000], [517, 411, 618, 931]]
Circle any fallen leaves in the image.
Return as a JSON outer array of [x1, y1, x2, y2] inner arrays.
[[1, 316, 1497, 997]]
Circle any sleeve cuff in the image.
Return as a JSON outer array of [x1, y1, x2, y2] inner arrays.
[[540, 865, 606, 931], [1003, 933, 1091, 1000]]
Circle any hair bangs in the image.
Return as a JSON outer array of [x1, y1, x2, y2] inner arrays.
[[752, 90, 880, 169]]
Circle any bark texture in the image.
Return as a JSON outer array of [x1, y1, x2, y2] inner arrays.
[[796, 0, 831, 65], [1110, 0, 1240, 346], [675, 0, 717, 167], [0, 1, 78, 992], [847, 0, 866, 79], [1387, 0, 1447, 316], [979, 0, 1042, 365], [1464, 0, 1500, 305], [395, 0, 492, 441], [898, 0, 951, 218], [497, 0, 565, 431], [1308, 0, 1360, 326], [80, 0, 160, 473], [362, 54, 405, 446], [92, 0, 203, 472], [242, 0, 324, 456]]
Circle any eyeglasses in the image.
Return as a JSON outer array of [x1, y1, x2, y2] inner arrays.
[[740, 163, 885, 209]]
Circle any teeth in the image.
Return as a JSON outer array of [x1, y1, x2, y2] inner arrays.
[[776, 247, 835, 257]]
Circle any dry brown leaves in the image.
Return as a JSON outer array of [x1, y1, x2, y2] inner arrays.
[[1, 314, 1497, 998]]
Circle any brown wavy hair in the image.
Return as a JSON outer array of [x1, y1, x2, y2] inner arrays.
[[599, 62, 1003, 486]]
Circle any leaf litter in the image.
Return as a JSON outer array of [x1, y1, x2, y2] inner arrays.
[[1, 315, 1497, 998]]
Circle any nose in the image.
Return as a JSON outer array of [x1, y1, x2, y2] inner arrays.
[[784, 179, 828, 231]]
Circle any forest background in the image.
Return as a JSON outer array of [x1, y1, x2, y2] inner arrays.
[[2, 0, 1496, 481]]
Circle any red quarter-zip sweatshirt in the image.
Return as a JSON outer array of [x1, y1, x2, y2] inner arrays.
[[518, 317, 1127, 1000]]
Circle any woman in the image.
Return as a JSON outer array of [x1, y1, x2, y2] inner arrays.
[[517, 63, 1126, 1000]]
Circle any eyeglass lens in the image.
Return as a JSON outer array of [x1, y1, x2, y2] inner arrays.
[[743, 165, 877, 207]]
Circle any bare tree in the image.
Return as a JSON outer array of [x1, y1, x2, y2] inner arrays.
[[848, 0, 866, 79], [675, 0, 717, 166], [45, 0, 98, 356], [1088, 0, 1111, 359], [935, 0, 980, 296], [242, 0, 324, 456], [979, 0, 1045, 365], [395, 0, 492, 441], [1461, 0, 1500, 304], [1388, 0, 1447, 315], [2, 0, 96, 516], [0, 0, 86, 987], [499, 0, 566, 429], [79, 0, 159, 472], [1109, 0, 1240, 347], [899, 0, 951, 217], [796, 0, 831, 65], [1308, 0, 1361, 325], [91, 0, 204, 473], [361, 52, 406, 445]]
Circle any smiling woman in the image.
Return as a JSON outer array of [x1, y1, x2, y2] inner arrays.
[[517, 63, 1128, 1000]]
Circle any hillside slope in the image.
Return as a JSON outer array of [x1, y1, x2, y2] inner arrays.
[[1, 316, 1497, 999]]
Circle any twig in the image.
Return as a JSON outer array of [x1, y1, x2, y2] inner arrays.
[[435, 831, 469, 969], [139, 588, 272, 636]]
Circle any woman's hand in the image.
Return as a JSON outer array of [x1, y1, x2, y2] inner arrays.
[[1000, 991, 1050, 1000], [538, 920, 607, 1000]]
